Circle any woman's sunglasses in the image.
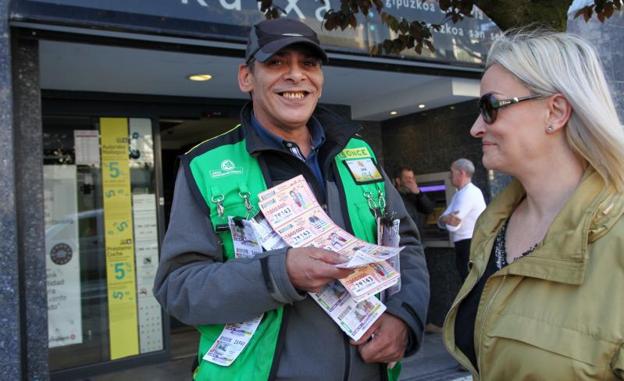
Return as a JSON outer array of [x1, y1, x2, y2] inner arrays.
[[479, 93, 544, 124]]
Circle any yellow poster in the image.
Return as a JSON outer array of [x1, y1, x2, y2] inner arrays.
[[100, 117, 139, 359]]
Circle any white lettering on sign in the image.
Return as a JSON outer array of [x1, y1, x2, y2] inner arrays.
[[385, 0, 436, 12], [469, 29, 485, 39], [181, 0, 240, 10], [220, 0, 241, 10], [316, 0, 331, 22], [285, 0, 305, 19], [176, 0, 491, 47], [437, 23, 464, 36], [181, 0, 207, 6]]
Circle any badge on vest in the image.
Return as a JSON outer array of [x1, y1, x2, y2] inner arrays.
[[209, 159, 244, 178], [343, 158, 383, 184]]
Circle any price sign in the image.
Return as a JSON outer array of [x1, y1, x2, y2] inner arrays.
[[100, 117, 139, 360]]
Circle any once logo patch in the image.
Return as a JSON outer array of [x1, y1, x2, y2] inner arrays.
[[221, 159, 235, 171], [210, 159, 244, 178], [338, 147, 371, 160]]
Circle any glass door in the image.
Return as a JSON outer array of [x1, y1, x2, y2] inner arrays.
[[43, 115, 164, 371]]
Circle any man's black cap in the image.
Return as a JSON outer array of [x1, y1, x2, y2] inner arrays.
[[245, 18, 328, 64]]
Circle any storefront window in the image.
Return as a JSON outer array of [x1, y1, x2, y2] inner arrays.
[[43, 116, 163, 370]]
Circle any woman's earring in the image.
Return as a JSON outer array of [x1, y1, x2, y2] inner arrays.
[[546, 125, 554, 133]]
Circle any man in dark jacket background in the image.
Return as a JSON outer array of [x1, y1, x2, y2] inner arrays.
[[394, 166, 434, 239]]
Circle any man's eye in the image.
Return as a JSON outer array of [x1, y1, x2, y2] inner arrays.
[[304, 60, 320, 68], [267, 59, 284, 66]]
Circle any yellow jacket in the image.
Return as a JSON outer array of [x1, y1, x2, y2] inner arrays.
[[443, 169, 624, 380]]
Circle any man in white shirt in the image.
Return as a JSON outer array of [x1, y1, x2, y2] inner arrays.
[[438, 158, 486, 281]]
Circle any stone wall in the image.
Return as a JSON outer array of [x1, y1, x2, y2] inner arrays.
[[0, 1, 22, 378], [381, 99, 488, 199], [359, 121, 384, 166], [568, 11, 624, 120], [380, 98, 489, 326]]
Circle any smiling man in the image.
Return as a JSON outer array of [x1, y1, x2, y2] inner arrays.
[[154, 18, 429, 381]]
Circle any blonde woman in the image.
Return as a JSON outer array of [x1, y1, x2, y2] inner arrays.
[[443, 29, 624, 380]]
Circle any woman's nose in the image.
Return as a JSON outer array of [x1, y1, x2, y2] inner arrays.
[[470, 115, 486, 138]]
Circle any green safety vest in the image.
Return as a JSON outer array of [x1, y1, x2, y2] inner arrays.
[[185, 125, 401, 381]]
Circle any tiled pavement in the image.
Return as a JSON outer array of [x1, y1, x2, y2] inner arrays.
[[401, 332, 471, 381], [88, 330, 471, 381]]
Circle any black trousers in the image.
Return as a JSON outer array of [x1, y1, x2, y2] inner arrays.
[[454, 239, 471, 281]]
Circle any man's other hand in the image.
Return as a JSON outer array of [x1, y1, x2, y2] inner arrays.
[[350, 313, 409, 364], [440, 211, 461, 227], [286, 247, 353, 293]]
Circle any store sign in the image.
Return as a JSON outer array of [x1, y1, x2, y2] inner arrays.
[[133, 193, 163, 354], [16, 0, 500, 65], [23, 0, 328, 23], [44, 165, 83, 348], [100, 117, 140, 360], [129, 118, 164, 354]]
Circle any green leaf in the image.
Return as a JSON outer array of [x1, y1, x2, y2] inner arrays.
[[383, 40, 393, 52], [389, 17, 399, 30], [358, 0, 370, 15], [604, 2, 614, 18], [349, 0, 359, 13], [349, 14, 357, 29], [399, 19, 409, 33], [324, 15, 336, 30], [410, 23, 423, 39], [373, 0, 384, 12], [425, 40, 435, 53], [459, 1, 473, 15]]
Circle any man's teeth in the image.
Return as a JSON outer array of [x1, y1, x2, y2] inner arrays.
[[282, 92, 305, 99]]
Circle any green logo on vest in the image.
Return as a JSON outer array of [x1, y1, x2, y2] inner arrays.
[[210, 159, 244, 178]]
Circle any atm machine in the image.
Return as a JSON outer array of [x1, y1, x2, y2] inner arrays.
[[415, 171, 455, 248]]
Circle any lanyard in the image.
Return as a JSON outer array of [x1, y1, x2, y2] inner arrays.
[[362, 182, 386, 218]]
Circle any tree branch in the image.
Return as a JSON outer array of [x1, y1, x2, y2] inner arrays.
[[255, 0, 621, 56]]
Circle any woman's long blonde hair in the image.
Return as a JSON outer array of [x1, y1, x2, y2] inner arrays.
[[487, 29, 624, 192]]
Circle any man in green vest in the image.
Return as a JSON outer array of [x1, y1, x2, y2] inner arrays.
[[154, 17, 430, 381]]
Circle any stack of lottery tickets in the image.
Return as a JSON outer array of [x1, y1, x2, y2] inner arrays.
[[257, 175, 402, 302], [254, 175, 406, 340], [246, 213, 387, 341]]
